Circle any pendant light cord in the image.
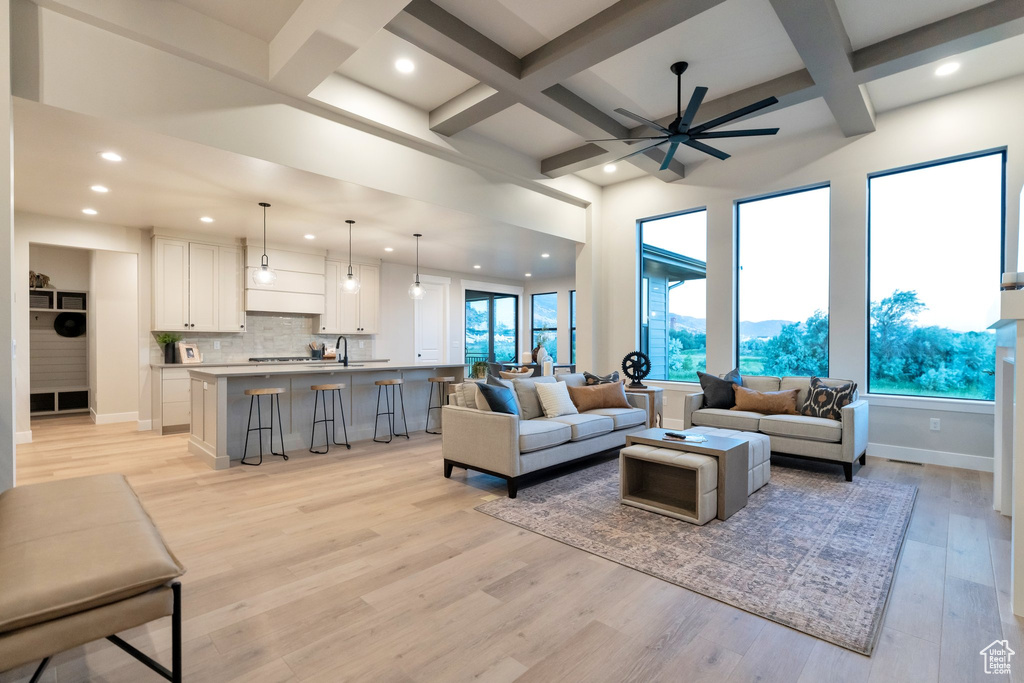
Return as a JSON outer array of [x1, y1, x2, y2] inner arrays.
[[346, 220, 355, 277], [414, 233, 422, 284], [259, 202, 271, 268]]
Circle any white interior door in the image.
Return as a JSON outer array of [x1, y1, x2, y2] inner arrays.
[[415, 281, 447, 364]]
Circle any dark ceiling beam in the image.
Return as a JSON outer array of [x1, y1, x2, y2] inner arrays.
[[768, 0, 875, 137]]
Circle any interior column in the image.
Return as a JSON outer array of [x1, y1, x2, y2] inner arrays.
[[0, 0, 15, 491]]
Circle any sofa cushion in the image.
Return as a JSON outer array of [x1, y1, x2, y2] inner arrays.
[[691, 408, 763, 431], [759, 414, 843, 443], [741, 375, 782, 393], [513, 376, 558, 421], [567, 382, 631, 412], [585, 407, 647, 430], [733, 385, 800, 415], [543, 413, 614, 441], [535, 381, 579, 418], [0, 474, 185, 634], [518, 419, 572, 453], [698, 368, 743, 409]]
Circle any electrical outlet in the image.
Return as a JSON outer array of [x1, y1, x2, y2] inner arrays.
[[213, 340, 221, 350], [929, 418, 941, 431], [359, 340, 364, 349]]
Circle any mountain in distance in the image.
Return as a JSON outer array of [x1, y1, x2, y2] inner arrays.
[[667, 315, 794, 340]]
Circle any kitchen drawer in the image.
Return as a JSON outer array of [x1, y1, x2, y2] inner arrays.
[[162, 377, 191, 403], [163, 400, 190, 426], [162, 368, 190, 381]]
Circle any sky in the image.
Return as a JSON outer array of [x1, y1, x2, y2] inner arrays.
[[641, 153, 1003, 332]]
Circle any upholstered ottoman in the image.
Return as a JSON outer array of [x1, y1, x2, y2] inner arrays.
[[619, 445, 718, 525], [685, 426, 771, 495]]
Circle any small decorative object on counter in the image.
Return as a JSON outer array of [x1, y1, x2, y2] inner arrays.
[[542, 358, 554, 376], [177, 341, 202, 364], [471, 361, 488, 379], [520, 350, 533, 364], [531, 335, 550, 363], [29, 271, 51, 289], [622, 350, 652, 389], [156, 332, 183, 364]]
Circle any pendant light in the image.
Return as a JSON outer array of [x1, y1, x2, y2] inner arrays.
[[251, 202, 277, 286], [408, 233, 425, 300], [341, 219, 360, 294]]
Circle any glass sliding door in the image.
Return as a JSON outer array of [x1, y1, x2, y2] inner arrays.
[[465, 290, 519, 366]]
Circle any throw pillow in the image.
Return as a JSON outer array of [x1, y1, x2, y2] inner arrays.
[[534, 381, 579, 418], [512, 376, 557, 421], [732, 385, 800, 415], [698, 368, 743, 409], [487, 375, 522, 416], [584, 371, 620, 385], [476, 382, 518, 415], [567, 382, 632, 412], [801, 377, 858, 421]]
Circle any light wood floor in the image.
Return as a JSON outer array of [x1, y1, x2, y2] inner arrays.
[[2, 415, 1020, 683]]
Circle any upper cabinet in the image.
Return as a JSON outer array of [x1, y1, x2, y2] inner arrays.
[[244, 246, 325, 315], [320, 261, 380, 334], [152, 237, 245, 332]]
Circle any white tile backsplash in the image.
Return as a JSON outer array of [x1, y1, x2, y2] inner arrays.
[[151, 313, 375, 364]]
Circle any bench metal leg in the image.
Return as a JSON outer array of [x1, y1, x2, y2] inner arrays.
[[28, 657, 50, 683], [105, 580, 182, 682]]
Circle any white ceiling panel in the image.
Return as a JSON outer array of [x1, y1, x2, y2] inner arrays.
[[13, 101, 577, 280], [563, 0, 804, 125], [433, 0, 620, 57], [467, 104, 583, 160], [834, 0, 993, 51], [173, 0, 302, 42], [866, 33, 1024, 114], [337, 30, 479, 111]]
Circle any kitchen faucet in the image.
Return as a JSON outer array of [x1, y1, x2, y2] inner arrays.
[[336, 335, 349, 367]]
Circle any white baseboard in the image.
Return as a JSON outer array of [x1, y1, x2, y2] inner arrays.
[[91, 410, 140, 425], [866, 442, 993, 472], [137, 420, 153, 431], [16, 430, 32, 444]]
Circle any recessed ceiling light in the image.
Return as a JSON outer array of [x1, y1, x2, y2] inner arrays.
[[541, 253, 550, 258], [935, 62, 960, 77], [100, 151, 122, 162], [384, 247, 394, 252], [90, 185, 109, 193], [82, 208, 97, 215], [603, 164, 617, 173], [525, 273, 532, 277], [473, 264, 481, 269], [304, 234, 315, 240], [200, 216, 214, 223], [395, 58, 415, 74]]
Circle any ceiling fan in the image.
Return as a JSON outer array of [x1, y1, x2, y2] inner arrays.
[[589, 61, 780, 170]]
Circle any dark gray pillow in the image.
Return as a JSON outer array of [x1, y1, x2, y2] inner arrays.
[[697, 368, 743, 409], [584, 371, 620, 385], [477, 382, 518, 415]]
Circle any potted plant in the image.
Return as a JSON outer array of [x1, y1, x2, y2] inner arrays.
[[471, 361, 489, 379], [156, 332, 182, 364]]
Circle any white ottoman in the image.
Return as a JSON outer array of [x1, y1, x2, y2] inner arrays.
[[685, 427, 771, 495], [620, 445, 718, 525]]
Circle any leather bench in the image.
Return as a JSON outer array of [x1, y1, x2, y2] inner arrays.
[[0, 474, 185, 682]]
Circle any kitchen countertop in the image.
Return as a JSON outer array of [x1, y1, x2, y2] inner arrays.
[[187, 363, 465, 378], [150, 359, 391, 368]]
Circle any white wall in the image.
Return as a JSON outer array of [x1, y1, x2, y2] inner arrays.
[[88, 250, 139, 422], [0, 0, 14, 491], [524, 275, 576, 364], [589, 76, 1024, 471], [28, 243, 89, 290]]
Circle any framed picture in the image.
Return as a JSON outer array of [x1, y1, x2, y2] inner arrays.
[[177, 342, 202, 364]]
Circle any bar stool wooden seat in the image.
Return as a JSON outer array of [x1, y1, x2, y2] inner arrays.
[[241, 387, 287, 466], [426, 376, 454, 435], [310, 383, 351, 454], [373, 378, 409, 443]]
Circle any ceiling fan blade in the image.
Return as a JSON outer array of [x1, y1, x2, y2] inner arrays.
[[610, 140, 667, 164], [614, 108, 671, 134], [689, 96, 779, 134], [683, 138, 730, 160], [680, 87, 708, 130], [659, 142, 679, 171], [584, 136, 665, 142], [691, 127, 780, 139]]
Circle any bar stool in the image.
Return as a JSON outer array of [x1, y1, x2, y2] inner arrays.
[[373, 378, 409, 443], [425, 376, 454, 435], [241, 387, 287, 466], [309, 383, 351, 454]]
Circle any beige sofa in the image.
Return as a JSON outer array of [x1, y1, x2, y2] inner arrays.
[[442, 374, 649, 497], [683, 375, 869, 481]]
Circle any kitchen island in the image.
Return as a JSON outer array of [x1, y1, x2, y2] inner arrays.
[[186, 363, 465, 469]]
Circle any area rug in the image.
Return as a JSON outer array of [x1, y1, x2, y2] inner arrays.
[[476, 460, 916, 655]]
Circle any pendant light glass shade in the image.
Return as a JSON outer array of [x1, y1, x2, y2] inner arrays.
[[251, 202, 277, 286], [341, 219, 360, 294], [408, 233, 425, 300]]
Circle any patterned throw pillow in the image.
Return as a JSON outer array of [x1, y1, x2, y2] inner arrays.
[[801, 377, 858, 421], [584, 371, 620, 385]]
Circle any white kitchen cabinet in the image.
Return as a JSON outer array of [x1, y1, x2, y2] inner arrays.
[[321, 261, 380, 334], [152, 237, 245, 332], [244, 246, 326, 315]]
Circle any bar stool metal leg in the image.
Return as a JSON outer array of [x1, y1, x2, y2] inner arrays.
[[242, 393, 288, 465], [241, 394, 262, 466], [396, 384, 410, 439], [333, 389, 351, 449], [273, 394, 287, 458], [310, 389, 330, 455], [373, 384, 392, 443], [425, 381, 447, 434]]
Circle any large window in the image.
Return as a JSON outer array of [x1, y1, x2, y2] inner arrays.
[[465, 290, 518, 366], [570, 290, 577, 364], [639, 209, 707, 381], [868, 151, 1004, 400], [531, 293, 558, 362], [737, 186, 830, 376]]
